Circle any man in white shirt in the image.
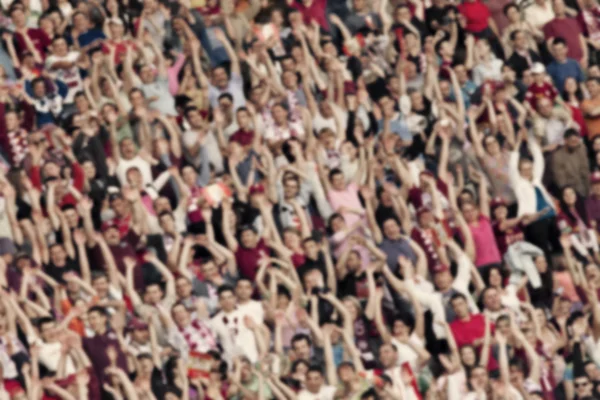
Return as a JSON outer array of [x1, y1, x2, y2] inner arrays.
[[210, 285, 259, 364], [298, 366, 337, 400], [235, 279, 264, 325], [45, 36, 82, 105]]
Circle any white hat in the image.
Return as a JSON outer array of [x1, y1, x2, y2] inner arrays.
[[531, 62, 545, 74]]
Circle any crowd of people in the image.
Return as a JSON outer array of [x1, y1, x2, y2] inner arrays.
[[5, 0, 600, 399]]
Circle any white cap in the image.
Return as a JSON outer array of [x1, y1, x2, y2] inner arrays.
[[531, 62, 545, 74]]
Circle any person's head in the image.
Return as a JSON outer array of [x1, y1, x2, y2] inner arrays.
[[130, 320, 150, 344], [487, 266, 504, 288], [337, 361, 357, 384], [562, 185, 578, 207], [553, 0, 567, 15], [483, 134, 501, 156], [328, 168, 345, 191], [37, 317, 57, 342], [391, 313, 415, 338], [291, 334, 312, 360], [217, 285, 236, 312], [382, 217, 402, 240], [276, 285, 292, 309], [302, 236, 320, 259], [574, 375, 594, 398], [460, 200, 479, 224], [552, 37, 569, 61], [496, 314, 512, 337], [235, 107, 251, 130], [482, 287, 502, 311], [469, 365, 489, 391], [585, 263, 600, 283], [158, 211, 176, 234], [460, 344, 477, 367], [450, 293, 470, 319], [51, 36, 69, 57], [518, 156, 534, 181], [235, 279, 253, 302], [534, 255, 548, 274], [87, 306, 109, 334], [564, 128, 581, 150], [31, 77, 46, 98], [91, 272, 110, 297], [378, 343, 398, 368], [510, 30, 527, 50], [49, 243, 67, 266], [9, 5, 26, 28], [587, 77, 600, 97], [503, 3, 520, 22], [143, 282, 164, 305], [175, 276, 193, 300], [238, 225, 259, 249], [171, 302, 191, 328], [328, 213, 346, 234], [139, 64, 155, 84], [433, 265, 453, 291], [212, 65, 230, 89], [282, 174, 300, 200], [136, 353, 154, 375], [305, 366, 325, 392]]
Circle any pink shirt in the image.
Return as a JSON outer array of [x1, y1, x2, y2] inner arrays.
[[469, 215, 502, 267], [327, 182, 364, 228]]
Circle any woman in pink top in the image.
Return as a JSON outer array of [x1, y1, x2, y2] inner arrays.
[[460, 179, 502, 272], [323, 168, 365, 228]]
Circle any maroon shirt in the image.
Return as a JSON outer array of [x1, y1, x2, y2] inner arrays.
[[543, 17, 584, 61], [493, 221, 525, 254], [234, 238, 269, 281], [229, 129, 255, 146], [292, 0, 328, 30], [83, 330, 128, 387], [14, 29, 51, 60], [90, 230, 145, 290]]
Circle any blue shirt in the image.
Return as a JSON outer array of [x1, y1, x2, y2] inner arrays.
[[77, 29, 106, 51], [535, 186, 556, 219], [377, 116, 412, 141], [547, 58, 584, 93]]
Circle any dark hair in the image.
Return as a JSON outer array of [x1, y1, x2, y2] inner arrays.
[[217, 93, 233, 103], [36, 316, 55, 329], [291, 333, 312, 348], [509, 30, 522, 42], [552, 37, 567, 47], [503, 2, 519, 16], [450, 292, 467, 303], [217, 284, 235, 297], [307, 365, 324, 376], [559, 185, 589, 228], [87, 305, 108, 317], [564, 128, 579, 139], [391, 312, 416, 334], [91, 271, 108, 282], [328, 168, 343, 182]]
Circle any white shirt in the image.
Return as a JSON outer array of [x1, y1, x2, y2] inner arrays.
[[28, 336, 76, 375], [237, 300, 265, 326], [210, 309, 259, 364], [297, 385, 337, 400], [391, 333, 425, 373], [524, 1, 555, 28], [116, 155, 153, 186], [46, 51, 82, 104]]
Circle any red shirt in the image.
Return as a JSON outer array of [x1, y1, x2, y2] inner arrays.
[[234, 238, 269, 281], [229, 129, 255, 146], [14, 29, 51, 60], [457, 0, 491, 33], [493, 221, 525, 255], [450, 313, 498, 370], [543, 17, 584, 60], [292, 0, 328, 30], [525, 82, 558, 110]]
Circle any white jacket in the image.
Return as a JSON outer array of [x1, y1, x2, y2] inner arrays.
[[508, 138, 556, 217]]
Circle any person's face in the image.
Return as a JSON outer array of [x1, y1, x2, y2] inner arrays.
[[132, 327, 149, 343], [513, 32, 526, 49], [330, 216, 345, 233], [92, 276, 109, 297], [4, 112, 19, 131], [392, 320, 409, 338], [330, 173, 345, 190], [52, 38, 68, 56], [50, 245, 67, 266], [433, 270, 452, 290], [470, 366, 488, 389], [276, 293, 290, 309], [493, 205, 508, 221], [484, 135, 501, 155], [586, 263, 600, 282], [343, 299, 359, 321], [439, 81, 451, 99], [10, 9, 26, 27], [219, 290, 236, 312], [240, 229, 257, 248], [460, 346, 477, 367], [534, 255, 548, 273], [519, 160, 534, 181], [272, 105, 288, 124], [563, 187, 577, 206], [461, 203, 478, 223], [574, 377, 593, 397], [236, 110, 251, 129], [303, 240, 319, 258], [305, 371, 324, 392], [378, 344, 397, 368], [140, 66, 155, 84], [566, 135, 580, 150], [111, 197, 127, 216], [212, 67, 228, 89], [506, 7, 520, 22], [488, 269, 503, 288], [175, 277, 192, 299], [39, 321, 58, 342], [588, 80, 600, 97], [120, 138, 136, 159], [126, 168, 143, 188], [172, 305, 190, 327], [484, 288, 502, 311], [235, 280, 253, 302], [33, 81, 46, 98], [382, 219, 400, 239], [88, 311, 107, 333], [347, 252, 361, 272], [282, 70, 297, 89], [283, 178, 299, 199], [497, 318, 511, 336], [144, 284, 163, 305], [585, 362, 600, 381], [138, 357, 154, 375], [159, 214, 175, 233], [451, 297, 469, 318], [554, 43, 568, 59], [292, 339, 311, 360]]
